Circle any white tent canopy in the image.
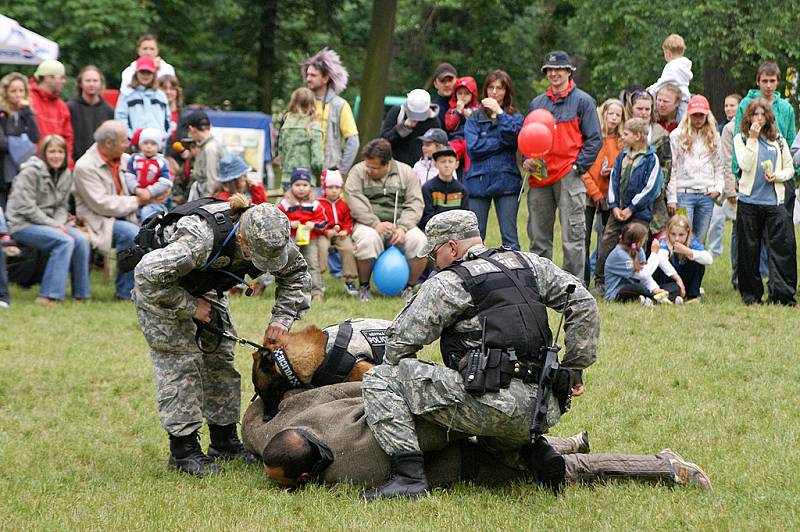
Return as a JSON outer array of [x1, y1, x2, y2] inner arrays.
[[0, 15, 58, 65]]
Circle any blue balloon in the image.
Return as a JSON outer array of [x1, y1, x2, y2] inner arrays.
[[373, 246, 410, 296]]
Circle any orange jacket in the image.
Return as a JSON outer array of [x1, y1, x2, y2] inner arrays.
[[583, 136, 620, 203]]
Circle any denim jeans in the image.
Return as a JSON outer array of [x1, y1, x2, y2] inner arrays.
[[469, 194, 520, 250], [677, 192, 714, 245], [113, 220, 139, 299], [12, 224, 91, 300]]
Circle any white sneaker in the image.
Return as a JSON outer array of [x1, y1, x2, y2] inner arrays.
[[639, 295, 653, 307], [674, 296, 684, 305], [0, 301, 8, 308]]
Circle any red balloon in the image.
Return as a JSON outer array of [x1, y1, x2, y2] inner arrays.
[[518, 123, 553, 158], [523, 108, 556, 132]]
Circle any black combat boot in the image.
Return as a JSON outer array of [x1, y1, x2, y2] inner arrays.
[[168, 431, 223, 476], [363, 451, 430, 501], [207, 424, 259, 464], [526, 436, 566, 494]]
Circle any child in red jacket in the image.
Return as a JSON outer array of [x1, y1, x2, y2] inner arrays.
[[317, 169, 358, 296], [278, 167, 327, 301], [444, 76, 480, 171]]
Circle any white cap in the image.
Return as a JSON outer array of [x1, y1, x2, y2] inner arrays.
[[404, 89, 432, 121]]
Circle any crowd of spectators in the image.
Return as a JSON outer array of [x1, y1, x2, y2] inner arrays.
[[0, 32, 798, 309]]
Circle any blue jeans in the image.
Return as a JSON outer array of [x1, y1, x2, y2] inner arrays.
[[469, 194, 520, 250], [12, 224, 91, 300], [113, 220, 139, 299], [677, 192, 714, 245], [138, 202, 166, 223]]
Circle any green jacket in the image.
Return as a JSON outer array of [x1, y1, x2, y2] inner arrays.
[[277, 113, 323, 185], [732, 89, 797, 178]]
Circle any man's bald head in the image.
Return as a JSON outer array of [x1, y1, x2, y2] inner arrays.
[[262, 429, 316, 487], [94, 120, 129, 159]]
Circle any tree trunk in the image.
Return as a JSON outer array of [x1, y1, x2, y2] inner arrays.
[[356, 0, 397, 146], [703, 60, 739, 121], [257, 0, 278, 114]]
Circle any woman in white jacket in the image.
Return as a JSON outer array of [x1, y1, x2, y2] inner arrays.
[[667, 95, 723, 245], [733, 99, 796, 306]]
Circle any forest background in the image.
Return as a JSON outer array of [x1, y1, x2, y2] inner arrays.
[[3, 0, 799, 138]]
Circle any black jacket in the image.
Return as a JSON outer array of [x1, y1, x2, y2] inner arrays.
[[0, 106, 41, 185], [67, 95, 113, 161], [419, 175, 469, 229], [380, 105, 440, 167]]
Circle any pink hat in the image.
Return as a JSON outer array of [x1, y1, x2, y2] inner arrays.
[[135, 56, 157, 73], [686, 95, 709, 116], [323, 168, 343, 187]]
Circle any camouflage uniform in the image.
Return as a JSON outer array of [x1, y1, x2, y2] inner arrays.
[[134, 204, 311, 437], [362, 210, 599, 460]]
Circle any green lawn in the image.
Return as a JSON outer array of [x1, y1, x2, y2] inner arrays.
[[2, 208, 799, 530]]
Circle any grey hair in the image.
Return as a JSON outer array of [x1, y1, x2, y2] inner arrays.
[[94, 120, 125, 144], [301, 48, 349, 94]]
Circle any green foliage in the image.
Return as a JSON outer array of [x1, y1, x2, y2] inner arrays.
[[564, 0, 800, 102], [2, 0, 798, 116]]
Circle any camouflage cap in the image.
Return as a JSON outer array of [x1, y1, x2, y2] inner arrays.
[[418, 209, 482, 258], [240, 203, 291, 271]]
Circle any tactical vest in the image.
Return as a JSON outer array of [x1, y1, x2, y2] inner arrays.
[[133, 197, 261, 297], [440, 248, 552, 370]]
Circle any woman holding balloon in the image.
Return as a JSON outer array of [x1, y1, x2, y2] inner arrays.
[[463, 70, 524, 249]]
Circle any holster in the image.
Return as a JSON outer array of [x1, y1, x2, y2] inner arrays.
[[459, 348, 525, 396], [117, 246, 147, 273], [459, 349, 487, 395]]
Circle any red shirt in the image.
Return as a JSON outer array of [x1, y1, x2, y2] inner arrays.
[[213, 182, 267, 205], [29, 79, 74, 167]]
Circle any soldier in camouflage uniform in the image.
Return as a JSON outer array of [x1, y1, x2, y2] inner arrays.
[[361, 209, 600, 500], [134, 198, 311, 476]]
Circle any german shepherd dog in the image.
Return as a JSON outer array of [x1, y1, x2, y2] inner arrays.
[[252, 319, 390, 420]]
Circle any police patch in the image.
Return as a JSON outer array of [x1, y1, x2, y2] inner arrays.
[[361, 329, 386, 363]]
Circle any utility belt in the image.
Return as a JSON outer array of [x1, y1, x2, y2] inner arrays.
[[456, 348, 542, 395]]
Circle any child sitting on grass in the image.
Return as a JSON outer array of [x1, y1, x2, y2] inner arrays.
[[604, 221, 685, 306], [211, 154, 267, 204], [652, 214, 712, 302], [594, 117, 664, 292], [278, 167, 327, 301], [412, 128, 447, 186], [317, 169, 359, 296], [419, 146, 469, 229], [124, 127, 172, 222]]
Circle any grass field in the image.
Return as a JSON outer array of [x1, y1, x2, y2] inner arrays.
[[1, 208, 799, 530]]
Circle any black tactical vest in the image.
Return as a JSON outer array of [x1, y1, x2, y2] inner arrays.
[[440, 248, 552, 370], [138, 198, 261, 297]]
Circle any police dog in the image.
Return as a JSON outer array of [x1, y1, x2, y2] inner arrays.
[[252, 319, 390, 420]]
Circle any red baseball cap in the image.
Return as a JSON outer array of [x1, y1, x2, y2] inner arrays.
[[687, 95, 709, 116], [135, 56, 157, 73]]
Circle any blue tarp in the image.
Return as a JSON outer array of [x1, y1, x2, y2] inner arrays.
[[206, 111, 272, 161]]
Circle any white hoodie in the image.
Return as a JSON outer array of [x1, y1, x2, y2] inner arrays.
[[648, 57, 693, 101]]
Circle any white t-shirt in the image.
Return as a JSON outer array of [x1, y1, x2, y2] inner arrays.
[[119, 59, 176, 93]]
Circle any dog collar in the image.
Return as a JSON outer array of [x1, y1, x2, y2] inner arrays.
[[272, 347, 303, 388]]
